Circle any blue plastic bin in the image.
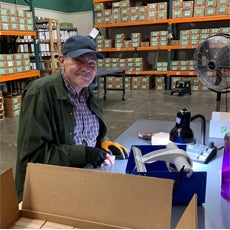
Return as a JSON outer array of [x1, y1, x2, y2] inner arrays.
[[126, 145, 207, 204]]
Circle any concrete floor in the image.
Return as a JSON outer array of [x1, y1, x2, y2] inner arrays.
[[0, 89, 229, 175]]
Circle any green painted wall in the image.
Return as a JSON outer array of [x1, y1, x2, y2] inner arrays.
[[0, 0, 93, 12]]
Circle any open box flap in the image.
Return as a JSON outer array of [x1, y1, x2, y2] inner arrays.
[[0, 168, 20, 228], [176, 194, 197, 229], [22, 163, 174, 228]]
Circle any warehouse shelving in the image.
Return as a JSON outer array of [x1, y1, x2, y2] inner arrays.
[[95, 19, 169, 28], [94, 0, 112, 2], [36, 19, 62, 76], [0, 0, 40, 84], [168, 15, 230, 24], [60, 27, 78, 43], [94, 15, 229, 77], [97, 45, 199, 52], [93, 0, 230, 89]]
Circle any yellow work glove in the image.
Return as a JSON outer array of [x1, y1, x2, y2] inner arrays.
[[101, 140, 129, 160]]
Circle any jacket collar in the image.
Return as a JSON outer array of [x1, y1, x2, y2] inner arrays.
[[53, 71, 70, 100]]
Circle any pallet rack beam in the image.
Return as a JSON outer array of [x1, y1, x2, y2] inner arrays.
[[0, 70, 40, 83]]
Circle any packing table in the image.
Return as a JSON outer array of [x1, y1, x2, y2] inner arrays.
[[96, 68, 126, 100], [99, 119, 230, 229]]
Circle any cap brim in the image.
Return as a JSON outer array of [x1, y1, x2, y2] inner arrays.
[[67, 49, 104, 59]]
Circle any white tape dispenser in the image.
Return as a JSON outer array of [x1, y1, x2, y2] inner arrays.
[[132, 142, 193, 178]]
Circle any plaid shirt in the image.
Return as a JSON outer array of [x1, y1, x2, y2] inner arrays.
[[63, 76, 99, 147]]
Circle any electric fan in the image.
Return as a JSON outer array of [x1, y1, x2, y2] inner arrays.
[[193, 33, 230, 111]]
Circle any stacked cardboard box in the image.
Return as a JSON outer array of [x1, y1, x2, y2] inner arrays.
[[94, 0, 168, 24], [131, 33, 142, 47], [155, 76, 166, 91], [0, 53, 31, 75], [97, 30, 169, 50], [179, 27, 230, 46], [150, 31, 168, 46], [97, 58, 146, 72], [126, 58, 145, 72], [170, 60, 195, 71], [131, 75, 154, 90], [156, 2, 168, 20], [172, 0, 193, 18], [172, 0, 230, 18], [157, 62, 168, 71], [190, 77, 203, 92], [99, 76, 123, 90], [96, 29, 170, 49], [114, 33, 126, 48], [0, 8, 33, 31], [3, 94, 21, 118], [98, 76, 154, 91]]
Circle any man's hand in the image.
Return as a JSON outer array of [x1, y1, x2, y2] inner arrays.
[[85, 146, 107, 167], [101, 140, 129, 159], [85, 146, 115, 168], [101, 153, 115, 167]]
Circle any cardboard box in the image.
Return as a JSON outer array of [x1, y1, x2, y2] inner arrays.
[[205, 7, 216, 15], [172, 0, 183, 9], [1, 163, 198, 229], [155, 83, 166, 91], [209, 112, 230, 139]]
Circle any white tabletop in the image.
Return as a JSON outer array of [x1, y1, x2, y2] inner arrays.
[[100, 119, 230, 228]]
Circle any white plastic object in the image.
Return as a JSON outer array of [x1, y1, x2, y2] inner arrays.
[[133, 142, 193, 178]]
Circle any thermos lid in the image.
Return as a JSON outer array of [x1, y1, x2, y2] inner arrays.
[[224, 132, 230, 148], [224, 132, 230, 141]]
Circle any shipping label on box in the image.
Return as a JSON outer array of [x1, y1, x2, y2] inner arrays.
[[209, 112, 230, 139]]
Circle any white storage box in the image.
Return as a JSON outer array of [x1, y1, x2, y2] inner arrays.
[[209, 112, 230, 139]]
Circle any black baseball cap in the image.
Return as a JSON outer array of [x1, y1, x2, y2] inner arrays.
[[62, 35, 104, 59]]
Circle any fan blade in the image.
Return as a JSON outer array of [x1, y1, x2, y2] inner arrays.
[[194, 39, 217, 71], [217, 46, 230, 70], [215, 45, 230, 87], [215, 69, 222, 86]]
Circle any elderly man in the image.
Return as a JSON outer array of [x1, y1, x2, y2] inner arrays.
[[15, 35, 128, 202]]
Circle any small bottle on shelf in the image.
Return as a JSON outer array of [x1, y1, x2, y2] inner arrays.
[[221, 132, 230, 200]]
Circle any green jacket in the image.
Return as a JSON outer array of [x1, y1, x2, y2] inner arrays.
[[15, 71, 108, 202]]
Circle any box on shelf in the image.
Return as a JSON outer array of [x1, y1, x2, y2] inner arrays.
[[60, 22, 73, 28], [3, 94, 21, 118], [94, 3, 104, 11], [1, 163, 197, 229], [155, 83, 166, 91]]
